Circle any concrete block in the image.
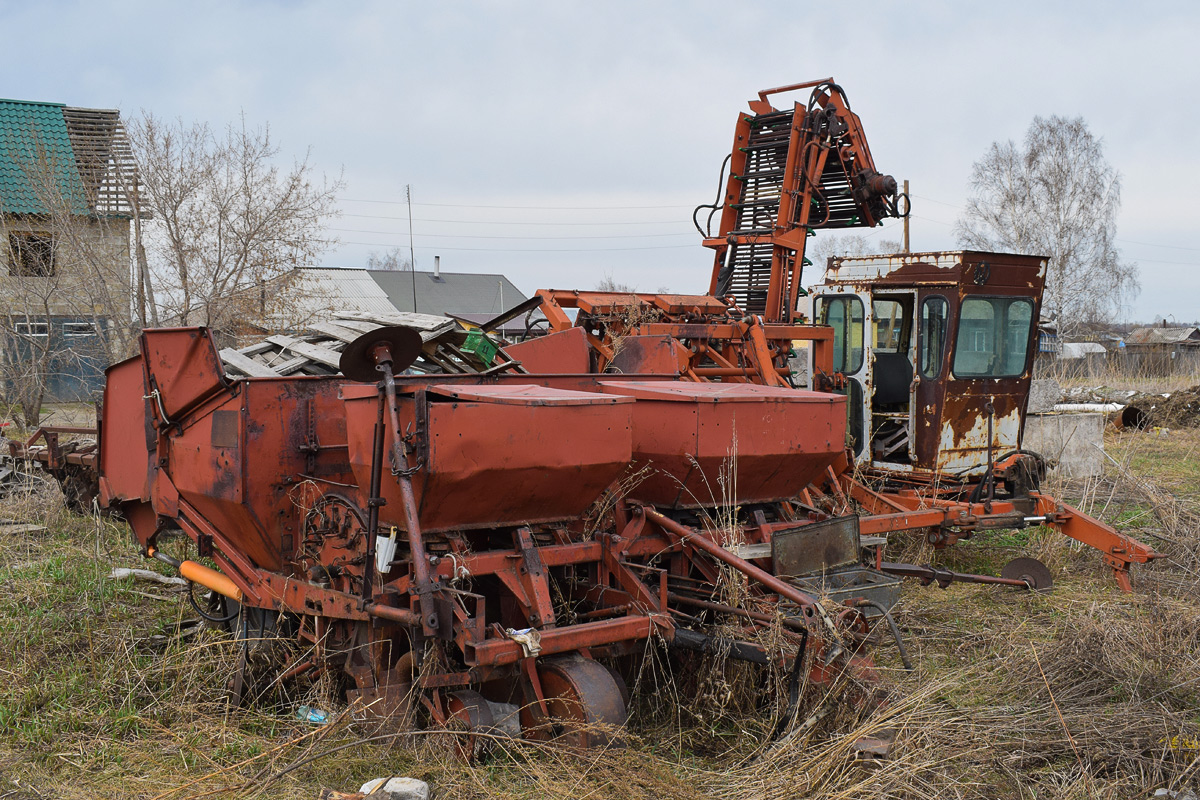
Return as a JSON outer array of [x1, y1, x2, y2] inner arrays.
[[360, 777, 429, 800], [1023, 412, 1104, 477], [1027, 379, 1062, 413]]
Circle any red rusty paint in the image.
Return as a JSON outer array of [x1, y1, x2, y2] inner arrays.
[[342, 383, 634, 533], [596, 381, 846, 508]]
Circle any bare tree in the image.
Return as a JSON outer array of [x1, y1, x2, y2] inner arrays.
[[804, 233, 901, 273], [595, 275, 637, 293], [129, 113, 344, 337], [954, 116, 1138, 334], [366, 247, 411, 271]]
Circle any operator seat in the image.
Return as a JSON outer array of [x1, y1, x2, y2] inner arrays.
[[873, 352, 912, 408]]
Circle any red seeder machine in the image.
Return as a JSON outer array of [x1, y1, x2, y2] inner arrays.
[[33, 78, 1160, 750]]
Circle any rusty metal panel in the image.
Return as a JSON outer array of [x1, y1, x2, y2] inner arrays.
[[343, 385, 635, 532], [596, 381, 845, 508], [650, 294, 729, 314], [607, 336, 687, 376], [792, 568, 901, 614], [427, 384, 624, 406], [139, 328, 228, 420], [936, 393, 1022, 475], [772, 516, 860, 576], [501, 327, 592, 373], [98, 355, 152, 504]]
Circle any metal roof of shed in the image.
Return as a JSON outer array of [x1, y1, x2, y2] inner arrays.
[[369, 270, 527, 317]]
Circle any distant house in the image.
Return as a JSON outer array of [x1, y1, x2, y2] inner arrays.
[[0, 99, 136, 402], [1123, 325, 1200, 376], [1125, 326, 1200, 353]]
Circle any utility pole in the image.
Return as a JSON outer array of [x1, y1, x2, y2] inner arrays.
[[902, 179, 910, 253], [406, 185, 418, 312]]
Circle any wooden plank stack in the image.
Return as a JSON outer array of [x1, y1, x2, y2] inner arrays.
[[218, 311, 523, 379]]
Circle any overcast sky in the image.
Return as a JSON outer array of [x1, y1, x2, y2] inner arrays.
[[4, 0, 1197, 323]]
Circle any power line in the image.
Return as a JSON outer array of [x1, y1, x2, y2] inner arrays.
[[909, 214, 954, 227], [1114, 238, 1200, 253], [336, 240, 696, 253], [912, 193, 1200, 252], [340, 212, 687, 226], [338, 199, 696, 211], [912, 191, 960, 208], [329, 227, 694, 241]]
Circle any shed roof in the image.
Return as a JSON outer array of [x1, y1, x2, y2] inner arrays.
[[369, 270, 527, 317], [274, 267, 400, 320], [0, 99, 88, 215], [1126, 327, 1200, 345], [1060, 342, 1108, 359]]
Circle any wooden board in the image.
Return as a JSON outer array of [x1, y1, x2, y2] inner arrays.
[[219, 348, 280, 378]]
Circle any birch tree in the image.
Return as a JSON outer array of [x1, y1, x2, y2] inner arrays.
[[954, 116, 1138, 333]]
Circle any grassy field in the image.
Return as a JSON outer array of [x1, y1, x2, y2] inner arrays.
[[1, 429, 1199, 799]]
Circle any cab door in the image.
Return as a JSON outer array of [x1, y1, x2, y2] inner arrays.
[[812, 292, 869, 461], [867, 292, 917, 467]]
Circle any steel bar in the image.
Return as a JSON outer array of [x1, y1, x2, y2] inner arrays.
[[640, 507, 819, 610]]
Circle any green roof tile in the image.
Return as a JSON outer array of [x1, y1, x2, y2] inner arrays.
[[0, 99, 88, 215]]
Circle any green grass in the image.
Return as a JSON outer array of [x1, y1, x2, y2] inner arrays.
[[1, 429, 1199, 798]]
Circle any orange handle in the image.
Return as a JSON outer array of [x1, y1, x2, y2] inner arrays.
[[180, 560, 243, 601]]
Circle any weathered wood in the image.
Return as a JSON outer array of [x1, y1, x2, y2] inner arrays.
[[270, 355, 311, 375], [220, 348, 281, 378], [235, 341, 276, 357], [265, 336, 344, 369], [326, 319, 378, 334], [309, 321, 366, 344], [338, 310, 454, 331], [0, 523, 48, 535]]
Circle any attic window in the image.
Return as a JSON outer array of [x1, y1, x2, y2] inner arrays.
[[8, 233, 56, 277]]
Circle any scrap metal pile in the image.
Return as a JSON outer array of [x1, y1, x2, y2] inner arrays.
[[15, 78, 1162, 752]]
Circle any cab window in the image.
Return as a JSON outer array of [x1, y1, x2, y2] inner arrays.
[[871, 297, 910, 354], [952, 297, 1035, 378], [816, 295, 864, 374], [919, 296, 948, 378]]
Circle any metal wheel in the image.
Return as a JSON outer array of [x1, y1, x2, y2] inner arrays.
[[519, 656, 627, 748], [446, 689, 495, 762], [1001, 557, 1054, 592]]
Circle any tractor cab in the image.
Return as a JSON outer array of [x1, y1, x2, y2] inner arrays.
[[808, 251, 1046, 481]]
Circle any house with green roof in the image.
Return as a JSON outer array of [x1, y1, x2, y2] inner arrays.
[[0, 99, 138, 409]]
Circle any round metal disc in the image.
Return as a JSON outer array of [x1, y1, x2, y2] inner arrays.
[[1001, 557, 1054, 592], [519, 656, 627, 748], [446, 689, 495, 762], [338, 326, 423, 382]]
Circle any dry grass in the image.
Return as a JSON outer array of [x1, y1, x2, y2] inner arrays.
[[2, 428, 1200, 798]]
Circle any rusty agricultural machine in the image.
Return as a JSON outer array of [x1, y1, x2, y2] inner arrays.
[[100, 325, 882, 745], [15, 78, 1161, 751]]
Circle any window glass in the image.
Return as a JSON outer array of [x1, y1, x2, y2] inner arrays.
[[952, 297, 1035, 378], [63, 322, 96, 337], [871, 298, 908, 354], [14, 321, 49, 337], [816, 295, 864, 374], [8, 233, 56, 277], [919, 297, 948, 378]]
